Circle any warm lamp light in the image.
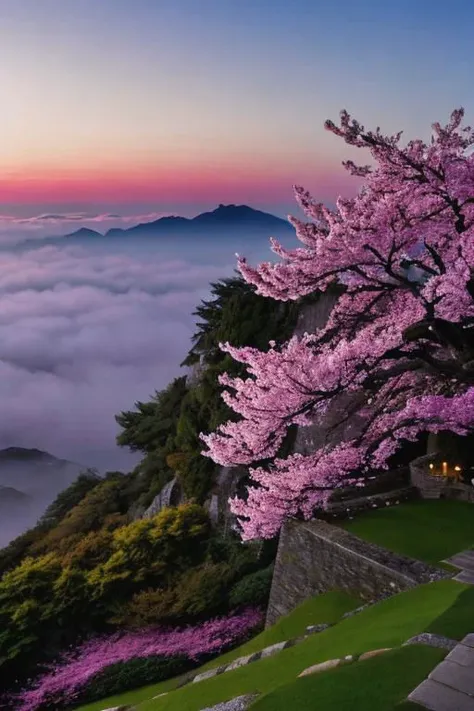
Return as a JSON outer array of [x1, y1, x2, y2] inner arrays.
[[429, 463, 434, 470], [454, 466, 462, 472], [442, 461, 448, 476]]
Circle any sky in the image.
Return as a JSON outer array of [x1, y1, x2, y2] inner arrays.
[[0, 0, 472, 502], [0, 0, 472, 222]]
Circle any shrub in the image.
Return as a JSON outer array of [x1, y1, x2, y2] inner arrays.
[[170, 562, 233, 620], [229, 564, 274, 609], [73, 654, 194, 705]]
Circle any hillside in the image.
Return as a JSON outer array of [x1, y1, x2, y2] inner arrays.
[[0, 274, 300, 707], [0, 446, 92, 548]]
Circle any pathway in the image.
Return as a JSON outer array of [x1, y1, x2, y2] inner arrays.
[[443, 549, 474, 584], [408, 634, 474, 710], [406, 549, 474, 709]]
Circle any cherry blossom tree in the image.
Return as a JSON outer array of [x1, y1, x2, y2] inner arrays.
[[201, 108, 474, 540]]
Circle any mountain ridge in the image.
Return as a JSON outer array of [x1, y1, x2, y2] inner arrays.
[[59, 204, 292, 240], [0, 447, 94, 549]]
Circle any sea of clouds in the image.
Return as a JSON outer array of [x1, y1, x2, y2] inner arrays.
[[0, 212, 291, 473], [0, 211, 172, 244]]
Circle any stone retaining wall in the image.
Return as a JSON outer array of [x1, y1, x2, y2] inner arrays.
[[265, 517, 448, 627], [410, 453, 474, 502]]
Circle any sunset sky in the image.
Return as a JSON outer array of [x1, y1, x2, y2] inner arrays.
[[1, 0, 473, 218]]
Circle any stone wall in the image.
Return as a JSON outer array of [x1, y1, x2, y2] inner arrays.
[[410, 453, 474, 502], [265, 517, 448, 627], [292, 288, 366, 457]]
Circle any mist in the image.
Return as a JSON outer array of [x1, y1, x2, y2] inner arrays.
[[0, 225, 295, 473]]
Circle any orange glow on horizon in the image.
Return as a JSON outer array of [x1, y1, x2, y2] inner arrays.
[[0, 158, 359, 204]]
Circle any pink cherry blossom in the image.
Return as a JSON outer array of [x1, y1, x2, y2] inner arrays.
[[6, 608, 262, 711], [201, 108, 474, 540]]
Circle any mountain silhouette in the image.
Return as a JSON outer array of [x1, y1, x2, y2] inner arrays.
[[13, 205, 291, 251], [0, 447, 92, 549], [104, 204, 292, 238], [63, 227, 102, 239]]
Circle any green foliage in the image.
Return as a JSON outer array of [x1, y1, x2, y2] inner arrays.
[[0, 471, 103, 578], [74, 655, 195, 707], [86, 504, 212, 607], [30, 476, 131, 556], [228, 565, 274, 610], [0, 522, 52, 579], [169, 562, 233, 620], [0, 553, 63, 667], [116, 377, 188, 454], [38, 470, 102, 528], [61, 528, 115, 570], [115, 377, 189, 508], [181, 273, 299, 368]]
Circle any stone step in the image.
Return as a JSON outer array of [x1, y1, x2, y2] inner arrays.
[[454, 570, 474, 585], [429, 659, 474, 696], [444, 552, 474, 571], [408, 678, 474, 710]]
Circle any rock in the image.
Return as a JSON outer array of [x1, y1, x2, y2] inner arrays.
[[298, 658, 341, 677], [305, 623, 331, 634], [358, 648, 391, 661], [259, 641, 287, 658], [199, 693, 260, 711], [225, 654, 256, 671], [193, 666, 226, 683], [341, 604, 370, 619], [403, 633, 457, 650]]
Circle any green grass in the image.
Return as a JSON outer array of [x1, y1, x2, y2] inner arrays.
[[72, 591, 360, 711], [197, 589, 360, 673], [70, 675, 183, 711], [250, 645, 446, 711], [137, 580, 474, 711], [340, 499, 474, 564]]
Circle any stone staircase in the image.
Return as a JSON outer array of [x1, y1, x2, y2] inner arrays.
[[443, 549, 474, 584], [405, 548, 474, 709], [408, 634, 474, 710]]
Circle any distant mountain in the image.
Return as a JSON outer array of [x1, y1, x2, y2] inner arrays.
[[0, 447, 93, 549], [63, 227, 102, 239], [0, 484, 30, 506], [13, 205, 293, 251], [103, 204, 292, 238]]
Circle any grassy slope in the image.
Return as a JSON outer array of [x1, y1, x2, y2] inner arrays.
[[73, 591, 360, 711], [138, 580, 474, 711], [197, 589, 360, 672], [251, 645, 446, 711], [340, 499, 474, 564], [73, 499, 474, 711]]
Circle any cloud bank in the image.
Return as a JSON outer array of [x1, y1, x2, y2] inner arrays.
[[0, 243, 233, 472], [0, 211, 172, 244]]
